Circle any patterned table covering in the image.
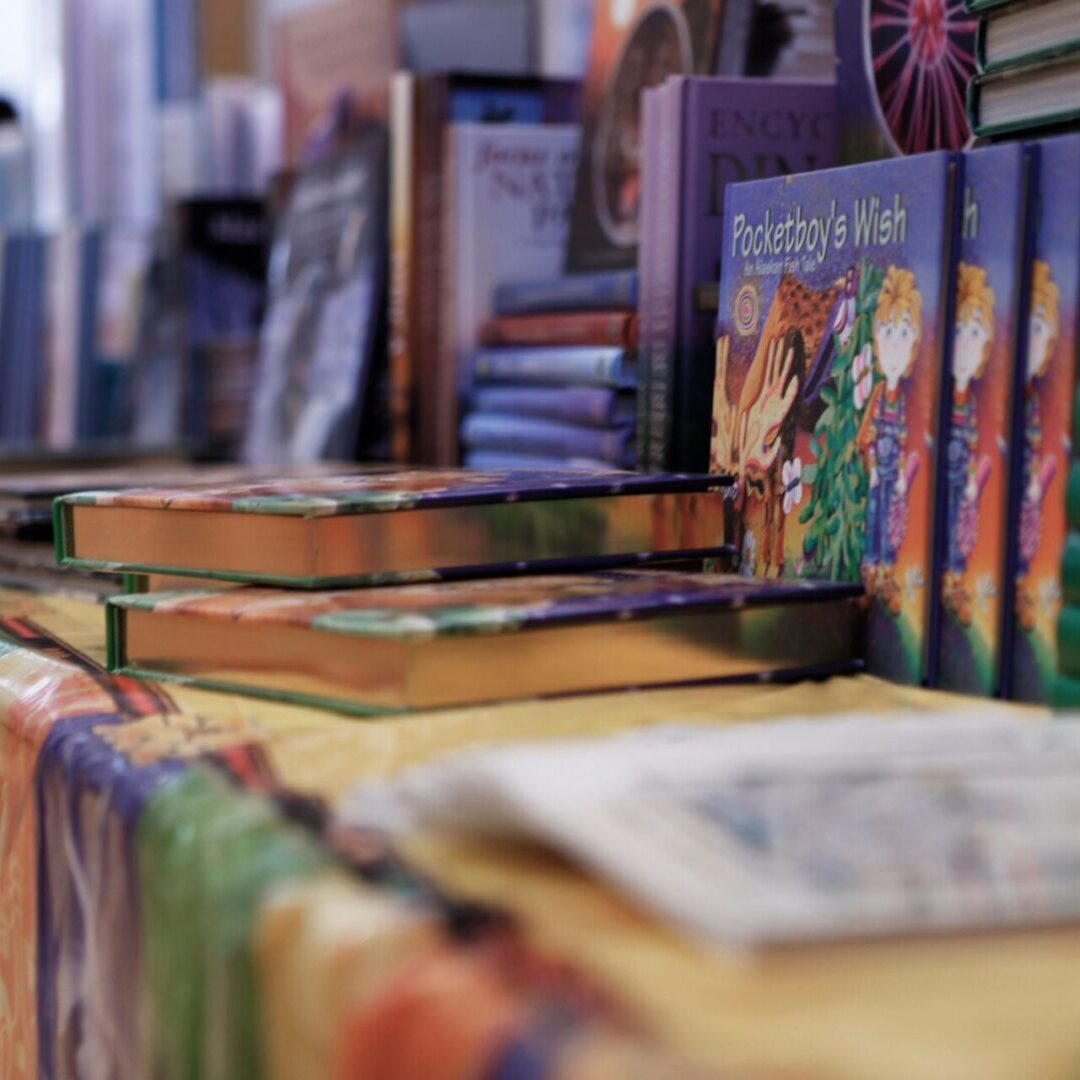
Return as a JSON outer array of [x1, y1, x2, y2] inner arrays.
[[1, 586, 1076, 1080]]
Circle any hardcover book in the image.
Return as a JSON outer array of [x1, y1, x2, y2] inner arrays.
[[969, 47, 1080, 139], [482, 310, 638, 348], [938, 144, 1037, 698], [107, 571, 862, 713], [442, 123, 580, 463], [834, 0, 978, 162], [639, 75, 837, 472], [709, 153, 963, 685], [565, 0, 730, 273], [472, 346, 636, 388], [976, 0, 1080, 71], [1009, 134, 1080, 703], [56, 469, 732, 587], [471, 386, 636, 427], [494, 270, 639, 315], [460, 414, 635, 467]]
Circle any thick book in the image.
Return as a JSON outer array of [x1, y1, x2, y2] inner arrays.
[[565, 0, 734, 273], [710, 153, 963, 686], [56, 469, 732, 587], [460, 414, 634, 467], [639, 76, 837, 473], [442, 123, 580, 464], [481, 310, 638, 348], [1009, 135, 1080, 704], [938, 144, 1037, 698], [473, 346, 636, 388], [471, 386, 635, 427], [976, 0, 1080, 71], [969, 47, 1080, 139], [106, 571, 862, 713], [494, 270, 639, 316], [835, 0, 978, 161]]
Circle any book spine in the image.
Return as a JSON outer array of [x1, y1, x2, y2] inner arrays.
[[1057, 604, 1080, 676], [1063, 533, 1080, 606], [493, 271, 637, 316], [471, 385, 622, 426], [472, 346, 632, 387], [637, 86, 658, 473], [482, 311, 637, 348], [439, 126, 463, 465], [975, 17, 988, 69], [1068, 459, 1080, 530], [643, 79, 684, 472], [388, 73, 416, 463], [461, 413, 633, 464]]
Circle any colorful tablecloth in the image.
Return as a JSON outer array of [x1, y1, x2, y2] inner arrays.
[[2, 586, 1078, 1080]]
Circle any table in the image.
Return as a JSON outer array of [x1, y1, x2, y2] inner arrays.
[[2, 586, 1076, 1080]]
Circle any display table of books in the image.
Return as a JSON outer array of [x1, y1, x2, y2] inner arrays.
[[6, 581, 1080, 1080]]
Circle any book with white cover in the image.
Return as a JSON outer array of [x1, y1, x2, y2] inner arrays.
[[342, 712, 1080, 945]]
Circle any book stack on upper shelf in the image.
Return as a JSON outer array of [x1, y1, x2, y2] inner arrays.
[[462, 271, 639, 471], [47, 467, 868, 713], [967, 0, 1080, 139]]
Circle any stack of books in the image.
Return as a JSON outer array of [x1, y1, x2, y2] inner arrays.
[[49, 468, 867, 714], [967, 0, 1080, 139], [462, 271, 639, 471], [711, 134, 1080, 704]]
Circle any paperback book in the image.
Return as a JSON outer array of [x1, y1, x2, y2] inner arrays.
[[709, 153, 963, 685], [107, 571, 861, 713], [938, 143, 1037, 698], [56, 469, 732, 587], [1009, 134, 1080, 703]]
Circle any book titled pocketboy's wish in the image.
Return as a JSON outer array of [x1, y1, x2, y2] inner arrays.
[[106, 572, 863, 713], [710, 154, 963, 686], [55, 469, 733, 587]]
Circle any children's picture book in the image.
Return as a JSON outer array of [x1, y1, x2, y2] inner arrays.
[[834, 0, 978, 162], [56, 468, 732, 587], [107, 571, 861, 713], [1009, 135, 1080, 703], [938, 144, 1037, 698], [710, 154, 963, 685], [565, 0, 730, 273]]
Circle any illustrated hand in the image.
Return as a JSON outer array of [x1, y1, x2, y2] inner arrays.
[[710, 336, 739, 474], [740, 335, 800, 474]]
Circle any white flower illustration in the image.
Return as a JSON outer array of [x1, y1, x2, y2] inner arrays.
[[975, 574, 997, 614], [781, 457, 804, 514]]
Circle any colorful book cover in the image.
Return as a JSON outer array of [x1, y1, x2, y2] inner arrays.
[[936, 144, 1036, 697], [834, 0, 978, 162], [565, 0, 727, 273], [709, 153, 963, 685], [1010, 135, 1080, 703], [639, 75, 837, 472]]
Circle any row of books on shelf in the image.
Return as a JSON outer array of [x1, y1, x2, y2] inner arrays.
[[707, 134, 1079, 709]]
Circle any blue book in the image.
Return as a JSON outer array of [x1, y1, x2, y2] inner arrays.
[[1012, 135, 1080, 703], [471, 386, 634, 427], [464, 451, 612, 471], [711, 153, 964, 686], [494, 271, 638, 317], [473, 346, 636, 388], [938, 144, 1037, 699], [461, 413, 635, 467]]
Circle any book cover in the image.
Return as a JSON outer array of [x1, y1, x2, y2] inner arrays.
[[107, 571, 861, 712], [481, 310, 638, 348], [640, 75, 837, 472], [56, 469, 733, 586], [565, 0, 727, 273], [494, 270, 639, 315], [473, 346, 636, 388], [442, 123, 580, 462], [460, 414, 635, 467], [938, 144, 1037, 698], [709, 153, 963, 685], [1010, 134, 1080, 703], [834, 0, 978, 162]]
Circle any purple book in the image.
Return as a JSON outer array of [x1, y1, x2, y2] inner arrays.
[[639, 77, 837, 472], [460, 412, 635, 467]]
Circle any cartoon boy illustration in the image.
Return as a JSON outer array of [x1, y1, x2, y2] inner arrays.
[[858, 266, 923, 611], [944, 263, 995, 622], [1017, 260, 1060, 629]]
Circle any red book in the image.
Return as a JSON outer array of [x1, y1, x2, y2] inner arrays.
[[481, 311, 638, 349]]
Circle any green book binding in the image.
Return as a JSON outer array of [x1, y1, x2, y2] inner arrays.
[[1056, 604, 1080, 677], [975, 0, 1080, 72], [968, 46, 1080, 139], [1053, 671, 1080, 708], [1064, 534, 1080, 605], [1068, 461, 1080, 531]]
